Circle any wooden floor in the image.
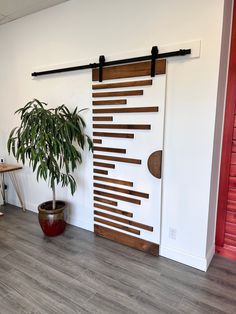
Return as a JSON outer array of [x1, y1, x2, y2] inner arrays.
[[0, 205, 236, 314]]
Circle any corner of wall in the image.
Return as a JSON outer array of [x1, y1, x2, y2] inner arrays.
[[205, 243, 216, 270], [206, 0, 234, 258], [160, 245, 210, 271]]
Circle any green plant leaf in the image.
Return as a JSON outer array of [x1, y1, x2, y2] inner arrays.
[[7, 99, 92, 199]]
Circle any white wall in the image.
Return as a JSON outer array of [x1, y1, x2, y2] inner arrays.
[[0, 0, 231, 270], [206, 0, 233, 267]]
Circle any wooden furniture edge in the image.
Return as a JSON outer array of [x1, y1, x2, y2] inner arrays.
[[94, 224, 159, 256]]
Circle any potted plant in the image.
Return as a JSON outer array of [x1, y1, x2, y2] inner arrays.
[[7, 99, 93, 236]]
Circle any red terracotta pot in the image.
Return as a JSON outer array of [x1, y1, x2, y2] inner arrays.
[[38, 200, 66, 236]]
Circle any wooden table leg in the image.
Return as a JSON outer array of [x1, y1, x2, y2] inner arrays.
[[0, 173, 5, 215], [0, 173, 6, 204], [9, 172, 26, 211]]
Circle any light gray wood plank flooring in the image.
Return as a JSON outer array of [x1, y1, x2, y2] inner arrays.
[[0, 204, 235, 314]]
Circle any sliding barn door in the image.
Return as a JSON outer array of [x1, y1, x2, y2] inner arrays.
[[92, 60, 166, 255]]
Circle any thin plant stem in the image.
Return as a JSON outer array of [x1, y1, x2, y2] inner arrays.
[[52, 181, 56, 210]]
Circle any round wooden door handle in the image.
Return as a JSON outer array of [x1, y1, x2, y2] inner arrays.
[[147, 150, 162, 179]]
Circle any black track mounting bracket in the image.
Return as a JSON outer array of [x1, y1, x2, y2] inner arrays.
[[151, 46, 159, 77], [99, 55, 105, 82]]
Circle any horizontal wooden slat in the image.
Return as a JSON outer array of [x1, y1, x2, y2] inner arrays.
[[93, 116, 113, 121], [94, 224, 159, 256], [93, 169, 108, 175], [225, 222, 236, 235], [225, 232, 236, 241], [94, 196, 117, 206], [94, 183, 149, 199], [93, 132, 134, 139], [231, 153, 236, 165], [229, 177, 236, 189], [218, 245, 236, 256], [93, 124, 151, 130], [93, 146, 126, 153], [93, 90, 143, 97], [94, 210, 153, 231], [92, 79, 152, 90], [93, 139, 102, 144], [93, 99, 126, 106], [93, 175, 133, 187], [93, 161, 115, 169], [230, 165, 236, 176], [92, 59, 166, 81], [226, 211, 236, 224], [224, 237, 236, 247], [93, 154, 141, 165], [233, 128, 236, 140], [227, 200, 236, 211], [232, 141, 236, 153], [94, 217, 140, 235], [228, 189, 236, 202], [93, 106, 158, 114], [94, 203, 133, 217], [94, 190, 141, 205]]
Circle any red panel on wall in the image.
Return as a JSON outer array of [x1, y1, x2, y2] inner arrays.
[[216, 1, 236, 260]]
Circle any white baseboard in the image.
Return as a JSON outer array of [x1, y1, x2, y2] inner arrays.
[[25, 201, 38, 213], [66, 214, 93, 232], [8, 200, 93, 232], [160, 245, 211, 272]]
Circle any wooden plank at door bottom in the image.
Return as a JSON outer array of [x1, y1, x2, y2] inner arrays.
[[94, 224, 159, 256]]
